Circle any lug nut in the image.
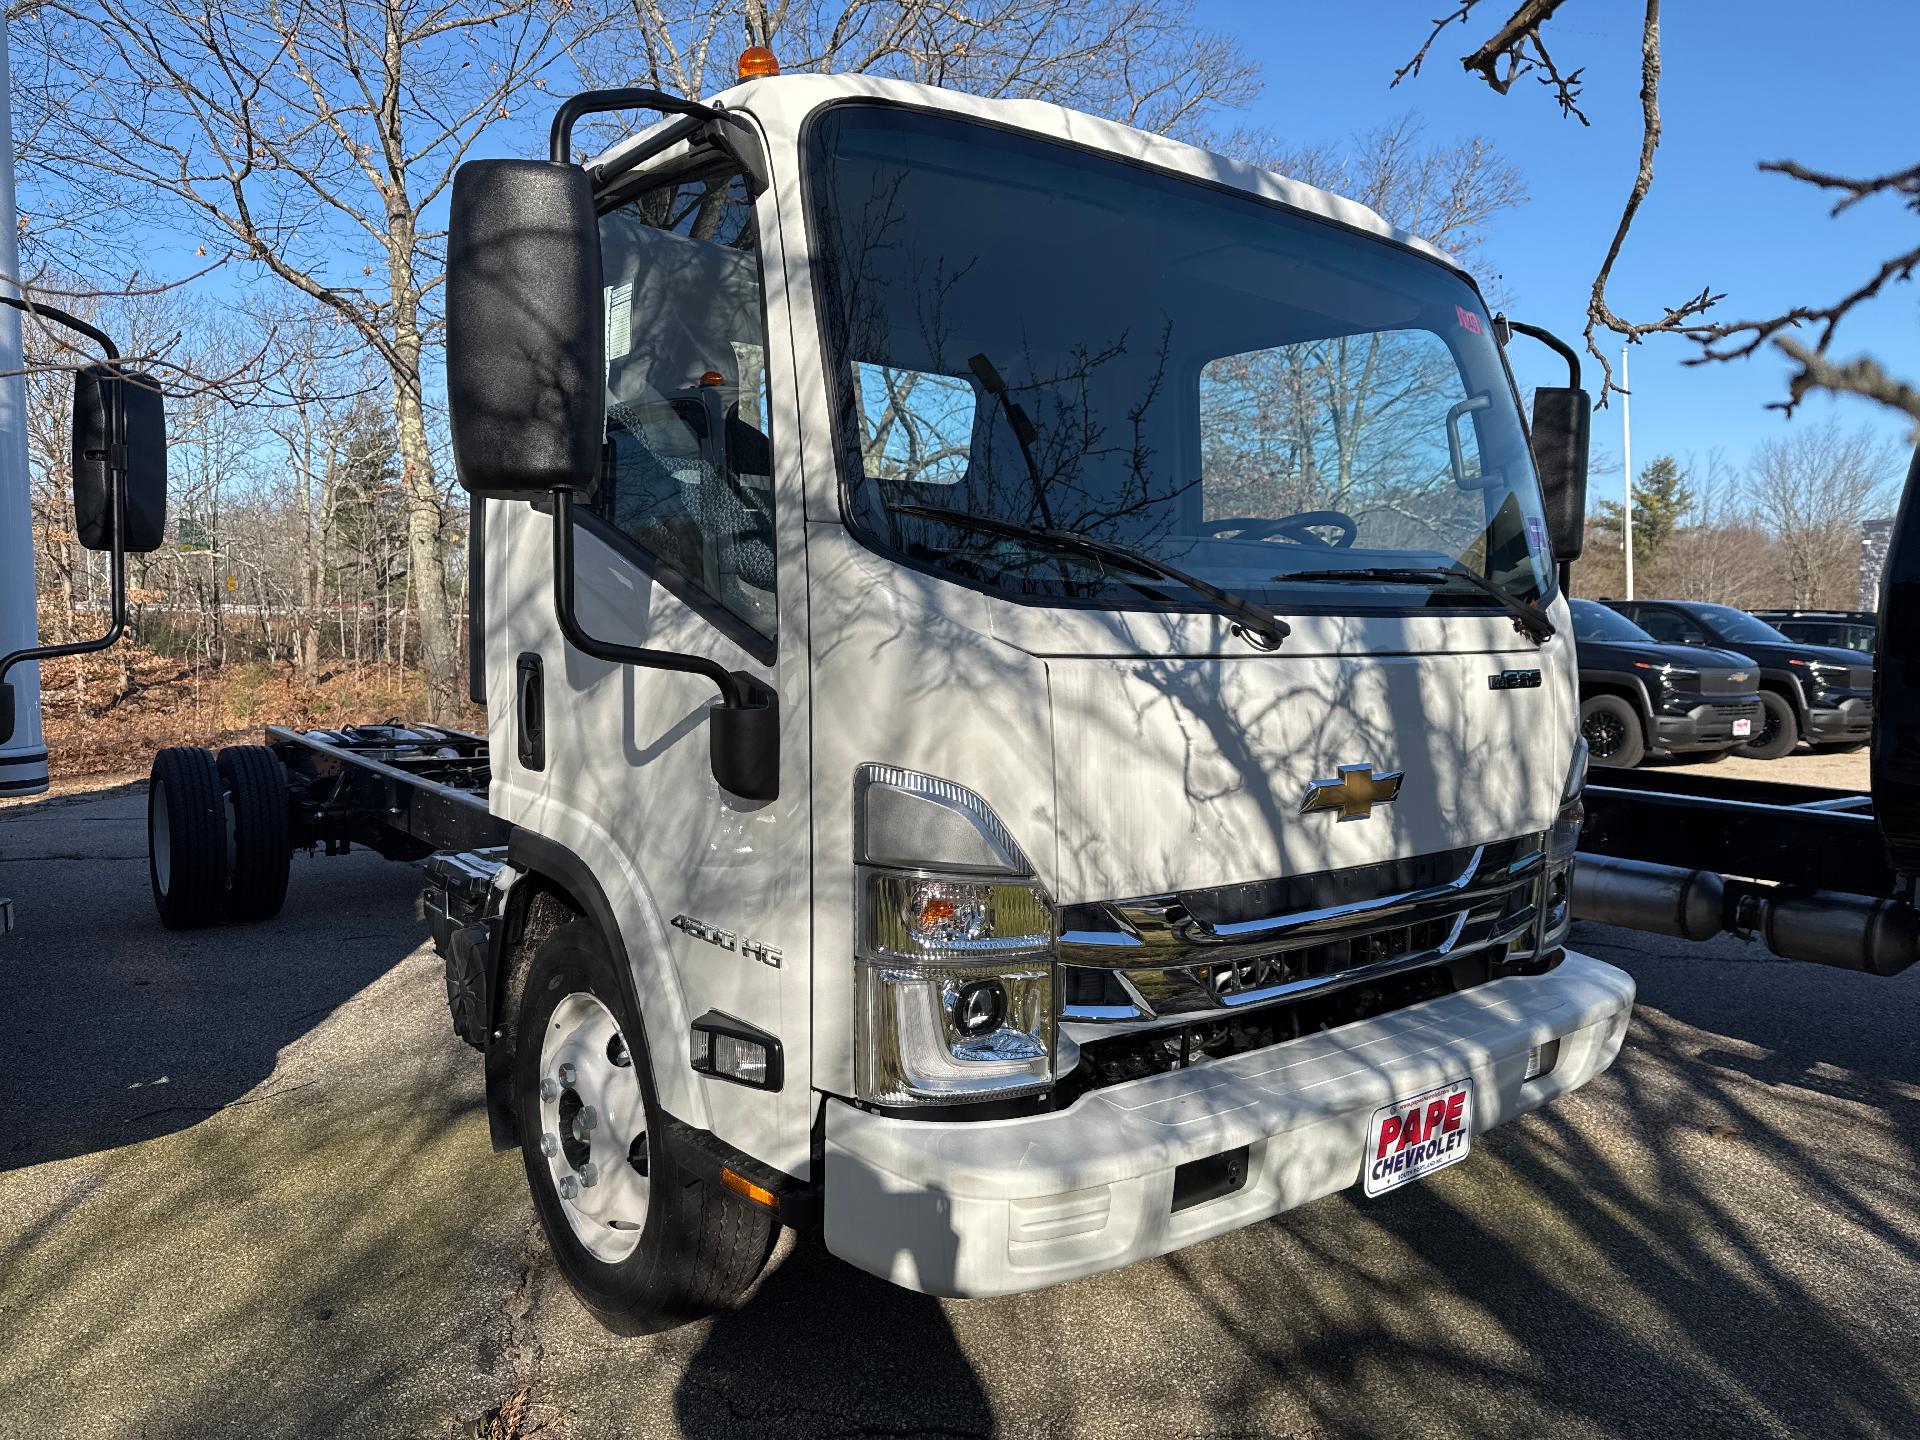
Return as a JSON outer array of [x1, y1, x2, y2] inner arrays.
[[572, 1105, 598, 1140], [578, 1161, 598, 1188], [539, 1079, 559, 1104], [557, 1175, 579, 1200], [539, 1132, 559, 1158], [557, 1063, 577, 1088]]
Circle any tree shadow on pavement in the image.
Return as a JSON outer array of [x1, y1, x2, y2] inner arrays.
[[672, 1234, 993, 1439], [0, 782, 433, 1172]]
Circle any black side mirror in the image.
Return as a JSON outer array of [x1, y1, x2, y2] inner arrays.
[[73, 365, 167, 553], [0, 297, 168, 746], [1530, 386, 1591, 564], [1499, 318, 1592, 566], [446, 158, 604, 501]]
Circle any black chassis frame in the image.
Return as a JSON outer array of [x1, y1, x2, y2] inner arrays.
[[267, 723, 511, 860]]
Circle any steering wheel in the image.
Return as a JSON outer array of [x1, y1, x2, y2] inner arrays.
[[1202, 511, 1358, 548]]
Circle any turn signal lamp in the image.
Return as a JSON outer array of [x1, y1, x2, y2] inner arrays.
[[738, 45, 779, 80], [699, 370, 726, 387]]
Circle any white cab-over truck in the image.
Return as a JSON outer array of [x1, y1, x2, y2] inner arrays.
[[139, 61, 1632, 1330]]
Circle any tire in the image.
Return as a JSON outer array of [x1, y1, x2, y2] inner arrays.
[[1738, 691, 1800, 760], [1678, 747, 1731, 765], [217, 745, 291, 922], [1580, 695, 1645, 769], [148, 747, 227, 930], [1811, 740, 1869, 754], [513, 920, 774, 1331]]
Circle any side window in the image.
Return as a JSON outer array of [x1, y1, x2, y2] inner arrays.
[[1198, 329, 1503, 555], [1638, 609, 1701, 644], [594, 162, 775, 643]]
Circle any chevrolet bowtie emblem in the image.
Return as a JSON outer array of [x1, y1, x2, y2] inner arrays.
[[1301, 763, 1404, 821]]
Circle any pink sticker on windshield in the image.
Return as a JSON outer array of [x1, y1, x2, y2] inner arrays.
[[1455, 306, 1483, 335]]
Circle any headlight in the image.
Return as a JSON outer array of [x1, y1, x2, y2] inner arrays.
[[1657, 665, 1699, 689], [853, 766, 1061, 1106], [1538, 736, 1586, 949]]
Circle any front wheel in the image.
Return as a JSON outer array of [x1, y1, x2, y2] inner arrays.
[[513, 921, 774, 1332], [1580, 695, 1645, 769], [1738, 691, 1800, 760]]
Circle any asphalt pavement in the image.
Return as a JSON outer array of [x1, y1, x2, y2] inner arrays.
[[1, 777, 1916, 1439]]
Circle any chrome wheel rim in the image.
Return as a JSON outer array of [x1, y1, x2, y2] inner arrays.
[[537, 991, 649, 1262]]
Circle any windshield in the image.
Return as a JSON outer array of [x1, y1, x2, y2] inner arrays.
[[1570, 599, 1654, 643], [806, 105, 1554, 618], [1692, 604, 1791, 645]]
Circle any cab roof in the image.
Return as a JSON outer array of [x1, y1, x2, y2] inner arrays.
[[588, 72, 1465, 276]]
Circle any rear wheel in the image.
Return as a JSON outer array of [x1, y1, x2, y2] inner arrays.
[[148, 747, 227, 930], [1739, 691, 1799, 760], [1580, 695, 1645, 768], [217, 745, 291, 922], [513, 921, 774, 1331]]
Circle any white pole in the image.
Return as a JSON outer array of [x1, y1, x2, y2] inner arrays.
[[0, 24, 49, 799], [1621, 346, 1635, 602]]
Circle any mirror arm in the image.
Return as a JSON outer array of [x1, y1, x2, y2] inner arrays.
[[0, 299, 131, 742], [1499, 316, 1582, 391], [549, 87, 720, 165], [549, 489, 757, 710]]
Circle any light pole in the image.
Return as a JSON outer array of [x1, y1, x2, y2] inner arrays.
[[1621, 346, 1635, 601]]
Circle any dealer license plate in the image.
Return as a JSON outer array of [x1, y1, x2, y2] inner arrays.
[[1732, 718, 1753, 737], [1362, 1077, 1473, 1198]]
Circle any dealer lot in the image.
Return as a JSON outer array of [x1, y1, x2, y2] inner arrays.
[[2, 777, 1916, 1439]]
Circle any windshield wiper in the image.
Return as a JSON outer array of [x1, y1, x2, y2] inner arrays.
[[1271, 565, 1555, 644], [896, 503, 1290, 649]]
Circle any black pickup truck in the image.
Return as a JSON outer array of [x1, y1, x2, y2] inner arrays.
[[1568, 599, 1764, 767], [1603, 599, 1874, 758]]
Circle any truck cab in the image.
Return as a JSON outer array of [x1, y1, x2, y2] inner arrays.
[[440, 69, 1634, 1324]]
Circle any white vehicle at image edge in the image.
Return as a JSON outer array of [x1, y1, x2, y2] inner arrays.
[[416, 54, 1631, 1324]]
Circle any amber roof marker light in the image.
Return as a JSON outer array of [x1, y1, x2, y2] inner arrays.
[[737, 46, 779, 80]]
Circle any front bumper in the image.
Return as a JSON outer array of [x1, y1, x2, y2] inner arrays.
[[824, 949, 1634, 1297], [1807, 696, 1873, 740], [1652, 698, 1764, 753]]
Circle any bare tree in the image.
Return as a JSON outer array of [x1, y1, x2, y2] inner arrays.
[[18, 0, 600, 717], [1749, 421, 1900, 608], [581, 0, 1257, 144], [1393, 0, 1920, 431]]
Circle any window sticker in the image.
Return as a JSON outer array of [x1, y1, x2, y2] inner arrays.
[[605, 282, 633, 362], [1454, 305, 1483, 336]]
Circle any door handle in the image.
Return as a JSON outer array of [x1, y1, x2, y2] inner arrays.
[[516, 652, 545, 771]]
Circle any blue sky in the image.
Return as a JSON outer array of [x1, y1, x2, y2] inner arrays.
[[1211, 0, 1917, 492]]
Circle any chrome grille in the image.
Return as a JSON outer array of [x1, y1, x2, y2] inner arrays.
[[1058, 837, 1545, 1028]]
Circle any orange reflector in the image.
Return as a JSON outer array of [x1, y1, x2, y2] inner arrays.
[[721, 1167, 779, 1210], [738, 45, 779, 80], [699, 369, 726, 387]]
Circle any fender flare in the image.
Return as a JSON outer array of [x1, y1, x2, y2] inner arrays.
[[480, 826, 705, 1149], [1757, 667, 1811, 726], [1578, 668, 1655, 728]]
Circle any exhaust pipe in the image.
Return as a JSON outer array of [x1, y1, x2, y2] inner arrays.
[[1571, 853, 1919, 977]]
